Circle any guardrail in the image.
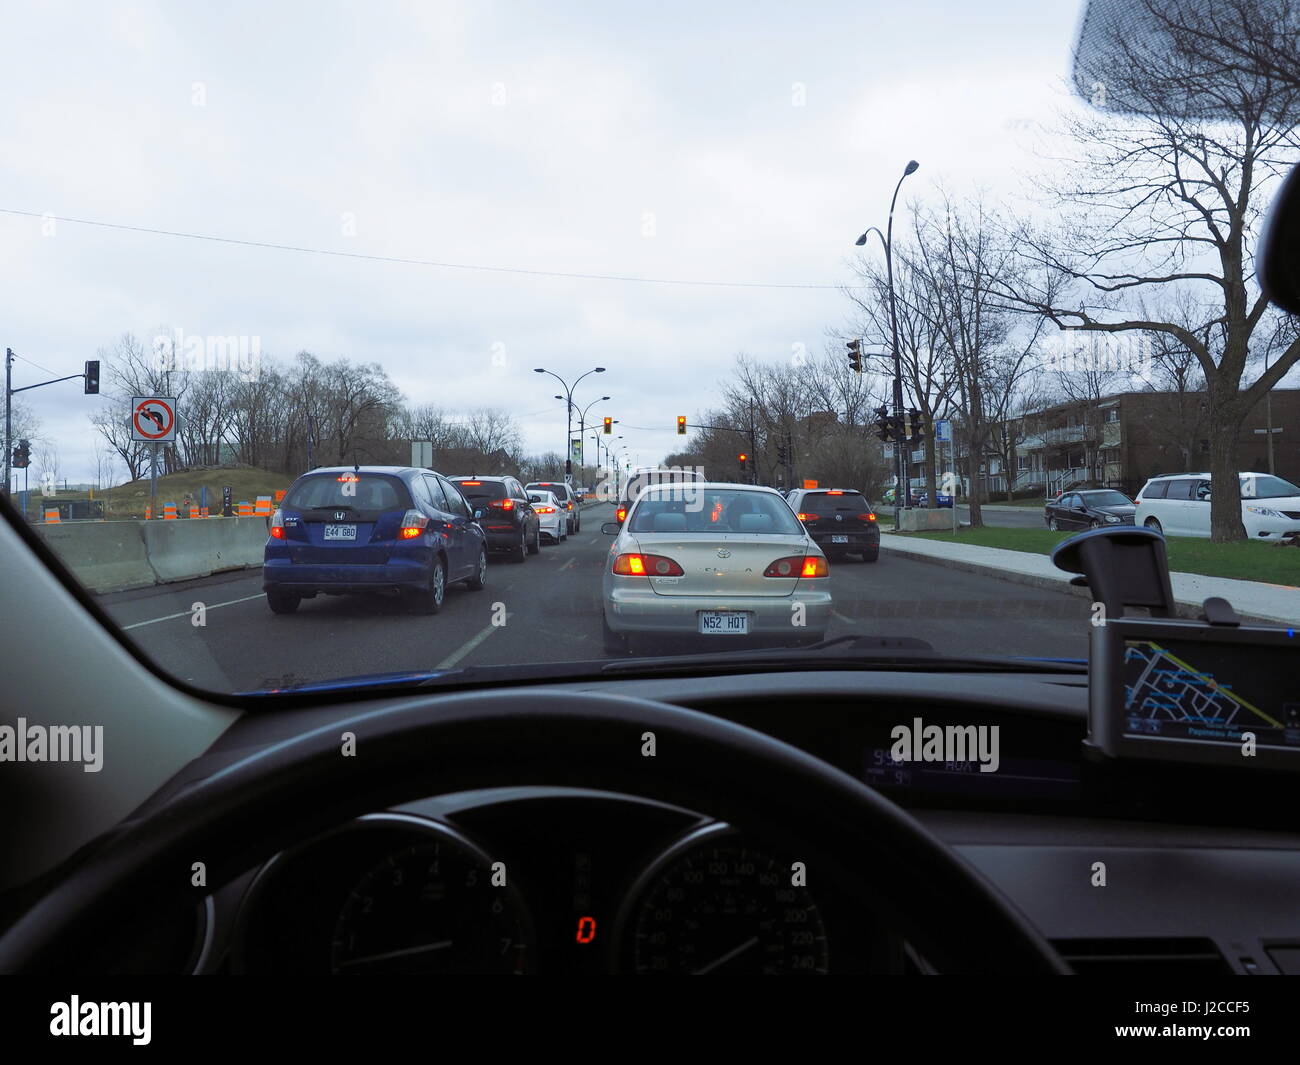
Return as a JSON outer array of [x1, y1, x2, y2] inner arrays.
[[33, 516, 269, 594]]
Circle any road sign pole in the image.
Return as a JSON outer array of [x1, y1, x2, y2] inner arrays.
[[150, 443, 158, 517]]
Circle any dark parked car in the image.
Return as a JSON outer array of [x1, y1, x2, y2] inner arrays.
[[263, 466, 488, 615], [1043, 488, 1136, 531], [448, 476, 541, 561], [784, 487, 880, 562]]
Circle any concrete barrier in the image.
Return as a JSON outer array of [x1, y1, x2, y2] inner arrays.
[[33, 521, 156, 594], [141, 516, 269, 583], [898, 508, 958, 532], [33, 516, 269, 593]]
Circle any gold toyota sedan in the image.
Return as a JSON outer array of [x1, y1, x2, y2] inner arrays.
[[600, 482, 832, 655]]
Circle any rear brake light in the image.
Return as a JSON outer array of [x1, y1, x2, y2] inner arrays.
[[460, 480, 482, 486], [566, 502, 574, 510], [399, 509, 429, 539], [534, 505, 556, 514], [616, 506, 627, 522], [270, 511, 285, 538], [826, 490, 843, 495], [797, 513, 818, 521], [612, 553, 684, 576], [337, 474, 359, 483], [860, 513, 876, 521], [764, 555, 829, 577], [489, 499, 515, 511]]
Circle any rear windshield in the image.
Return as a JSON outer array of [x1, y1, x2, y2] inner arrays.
[[1080, 490, 1131, 507], [283, 473, 409, 513], [529, 482, 571, 500], [799, 491, 869, 515], [629, 489, 804, 535], [453, 480, 507, 502]]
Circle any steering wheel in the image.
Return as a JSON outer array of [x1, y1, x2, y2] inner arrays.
[[0, 690, 1068, 974]]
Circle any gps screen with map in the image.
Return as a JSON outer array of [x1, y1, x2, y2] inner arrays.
[[1122, 638, 1300, 749]]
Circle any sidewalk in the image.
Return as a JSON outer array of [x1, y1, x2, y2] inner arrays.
[[879, 532, 1299, 626]]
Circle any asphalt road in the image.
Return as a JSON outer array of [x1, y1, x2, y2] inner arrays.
[[98, 502, 1091, 693]]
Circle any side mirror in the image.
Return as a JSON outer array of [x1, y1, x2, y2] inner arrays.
[[600, 522, 620, 535], [1261, 161, 1300, 315]]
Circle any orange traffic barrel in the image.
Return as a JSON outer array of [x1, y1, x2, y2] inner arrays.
[[144, 504, 152, 520], [163, 502, 178, 520], [189, 505, 200, 518], [237, 501, 253, 517], [200, 506, 209, 517], [44, 508, 61, 524], [254, 496, 273, 516]]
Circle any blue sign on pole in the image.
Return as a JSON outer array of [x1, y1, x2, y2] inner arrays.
[[935, 419, 952, 443]]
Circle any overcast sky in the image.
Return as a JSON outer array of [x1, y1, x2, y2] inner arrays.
[[2, 0, 1098, 482]]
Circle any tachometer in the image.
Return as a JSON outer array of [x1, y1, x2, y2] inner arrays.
[[330, 827, 533, 974], [621, 826, 828, 974]]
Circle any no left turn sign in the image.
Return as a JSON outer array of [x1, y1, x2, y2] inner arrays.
[[131, 396, 177, 442]]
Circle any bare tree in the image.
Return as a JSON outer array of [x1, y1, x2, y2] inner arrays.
[[1005, 1, 1300, 539]]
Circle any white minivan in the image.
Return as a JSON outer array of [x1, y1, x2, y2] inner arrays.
[[1134, 472, 1300, 540]]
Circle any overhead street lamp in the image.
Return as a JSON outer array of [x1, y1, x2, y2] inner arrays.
[[534, 366, 606, 482], [855, 159, 919, 527]]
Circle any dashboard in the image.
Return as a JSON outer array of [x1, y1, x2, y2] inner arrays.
[[70, 669, 1300, 977]]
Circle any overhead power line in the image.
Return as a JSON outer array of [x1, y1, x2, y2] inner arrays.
[[0, 208, 857, 291]]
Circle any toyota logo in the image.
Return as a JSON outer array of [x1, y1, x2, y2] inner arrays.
[[716, 548, 731, 558]]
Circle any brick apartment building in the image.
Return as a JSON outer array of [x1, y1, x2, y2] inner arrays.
[[897, 388, 1300, 501]]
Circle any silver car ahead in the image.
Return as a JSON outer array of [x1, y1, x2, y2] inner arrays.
[[600, 482, 832, 655]]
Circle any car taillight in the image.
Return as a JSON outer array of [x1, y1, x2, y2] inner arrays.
[[534, 505, 555, 514], [489, 499, 515, 511], [399, 509, 429, 539], [797, 512, 819, 522], [612, 553, 684, 576], [270, 511, 286, 538], [566, 501, 574, 510], [860, 513, 876, 521], [616, 505, 627, 522], [764, 555, 829, 577]]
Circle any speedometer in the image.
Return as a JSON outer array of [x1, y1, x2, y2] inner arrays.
[[620, 826, 829, 975]]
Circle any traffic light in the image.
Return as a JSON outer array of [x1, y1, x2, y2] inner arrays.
[[846, 339, 863, 374], [873, 405, 891, 443], [776, 442, 788, 465], [906, 408, 925, 444], [12, 439, 31, 469], [84, 360, 100, 395], [738, 452, 748, 470], [603, 416, 612, 434], [676, 415, 687, 435]]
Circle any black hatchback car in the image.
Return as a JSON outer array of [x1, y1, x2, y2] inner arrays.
[[263, 466, 488, 615], [448, 476, 541, 562], [784, 487, 880, 562], [1043, 488, 1136, 531]]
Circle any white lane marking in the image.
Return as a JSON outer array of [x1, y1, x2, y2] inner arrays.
[[559, 557, 577, 571], [832, 610, 855, 624], [437, 615, 509, 669], [122, 593, 266, 629]]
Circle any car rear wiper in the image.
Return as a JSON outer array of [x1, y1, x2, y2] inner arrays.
[[600, 636, 1087, 676]]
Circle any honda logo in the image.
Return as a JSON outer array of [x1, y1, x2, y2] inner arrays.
[[334, 511, 346, 521]]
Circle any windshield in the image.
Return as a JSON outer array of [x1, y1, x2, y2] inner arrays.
[[5, 0, 1298, 697], [1246, 475, 1300, 499]]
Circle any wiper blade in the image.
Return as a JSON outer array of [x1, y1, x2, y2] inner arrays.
[[239, 668, 465, 695], [600, 638, 1087, 676]]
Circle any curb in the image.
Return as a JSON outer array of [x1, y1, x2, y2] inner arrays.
[[878, 538, 1291, 627]]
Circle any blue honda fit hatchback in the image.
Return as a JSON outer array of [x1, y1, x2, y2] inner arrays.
[[263, 466, 488, 615]]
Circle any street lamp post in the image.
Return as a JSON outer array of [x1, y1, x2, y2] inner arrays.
[[856, 159, 919, 529], [534, 366, 606, 483]]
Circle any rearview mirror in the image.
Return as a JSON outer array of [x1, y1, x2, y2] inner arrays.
[[600, 522, 620, 535], [1260, 162, 1300, 315]]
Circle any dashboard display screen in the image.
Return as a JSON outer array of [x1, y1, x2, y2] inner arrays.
[[1122, 638, 1300, 749]]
